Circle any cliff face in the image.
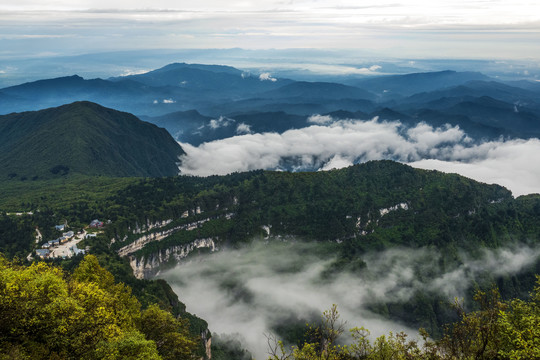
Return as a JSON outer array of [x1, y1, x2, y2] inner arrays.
[[201, 329, 212, 360], [129, 237, 217, 279]]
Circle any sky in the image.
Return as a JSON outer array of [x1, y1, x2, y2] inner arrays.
[[1, 0, 540, 59]]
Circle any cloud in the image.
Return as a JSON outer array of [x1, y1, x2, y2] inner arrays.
[[178, 117, 540, 196], [259, 72, 277, 82], [209, 116, 234, 129], [319, 155, 353, 171], [158, 241, 540, 359], [120, 68, 149, 76], [162, 98, 175, 103], [2, 1, 540, 60], [236, 123, 252, 134], [307, 114, 333, 124]]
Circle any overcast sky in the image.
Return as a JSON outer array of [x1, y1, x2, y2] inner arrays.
[[1, 0, 540, 59]]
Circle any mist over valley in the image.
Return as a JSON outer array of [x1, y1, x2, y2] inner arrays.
[[159, 240, 540, 359]]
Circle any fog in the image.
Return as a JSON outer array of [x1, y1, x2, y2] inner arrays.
[[158, 241, 540, 359], [178, 117, 540, 196]]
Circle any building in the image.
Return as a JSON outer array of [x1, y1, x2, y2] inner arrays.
[[48, 239, 60, 247], [55, 224, 65, 231], [36, 249, 50, 259], [63, 231, 74, 238], [89, 219, 104, 228], [71, 244, 86, 256]]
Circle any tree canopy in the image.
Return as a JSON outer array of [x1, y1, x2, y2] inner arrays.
[[0, 255, 198, 360]]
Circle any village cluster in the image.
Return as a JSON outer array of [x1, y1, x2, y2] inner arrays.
[[34, 219, 104, 259]]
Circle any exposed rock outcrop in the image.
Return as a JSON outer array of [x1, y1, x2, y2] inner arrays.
[[129, 238, 217, 279]]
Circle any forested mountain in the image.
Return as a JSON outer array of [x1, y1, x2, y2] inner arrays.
[[0, 101, 184, 179]]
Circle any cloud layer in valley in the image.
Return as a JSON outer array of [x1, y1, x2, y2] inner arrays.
[[159, 241, 540, 359], [178, 117, 540, 196]]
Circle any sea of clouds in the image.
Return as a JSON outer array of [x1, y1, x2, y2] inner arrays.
[[178, 116, 540, 196], [159, 241, 540, 359]]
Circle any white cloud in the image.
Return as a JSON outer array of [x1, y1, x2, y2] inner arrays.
[[307, 114, 333, 124], [1, 1, 540, 60], [410, 139, 540, 196], [236, 123, 252, 134], [209, 116, 234, 129], [119, 68, 149, 76], [178, 118, 540, 196], [162, 98, 175, 103], [319, 155, 353, 171], [259, 72, 277, 82]]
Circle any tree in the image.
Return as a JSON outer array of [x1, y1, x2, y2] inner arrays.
[[497, 276, 540, 359], [139, 304, 198, 360], [0, 254, 201, 360]]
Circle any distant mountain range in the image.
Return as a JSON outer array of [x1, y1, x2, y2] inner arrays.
[[2, 63, 540, 144], [0, 101, 184, 180]]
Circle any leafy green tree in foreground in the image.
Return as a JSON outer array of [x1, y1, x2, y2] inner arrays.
[[0, 255, 197, 360], [268, 278, 540, 360]]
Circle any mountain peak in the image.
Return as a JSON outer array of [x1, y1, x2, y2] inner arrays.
[[0, 102, 185, 179]]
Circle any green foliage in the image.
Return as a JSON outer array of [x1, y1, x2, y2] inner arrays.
[[0, 214, 35, 258], [0, 101, 184, 180], [497, 278, 540, 359], [0, 255, 199, 360], [271, 282, 540, 360], [140, 304, 198, 360]]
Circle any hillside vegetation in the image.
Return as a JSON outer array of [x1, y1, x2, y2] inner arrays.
[[0, 255, 199, 360], [0, 101, 184, 180]]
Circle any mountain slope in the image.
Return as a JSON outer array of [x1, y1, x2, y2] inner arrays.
[[110, 62, 291, 94], [0, 101, 185, 179], [352, 70, 490, 98], [259, 81, 376, 101], [402, 81, 540, 108]]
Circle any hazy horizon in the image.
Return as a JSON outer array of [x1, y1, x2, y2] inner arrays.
[[2, 1, 540, 59]]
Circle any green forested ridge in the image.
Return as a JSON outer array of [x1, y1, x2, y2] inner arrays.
[[0, 101, 184, 179], [96, 160, 524, 251]]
